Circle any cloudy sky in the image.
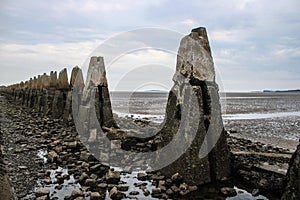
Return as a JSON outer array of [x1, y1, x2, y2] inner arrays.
[[0, 0, 299, 91]]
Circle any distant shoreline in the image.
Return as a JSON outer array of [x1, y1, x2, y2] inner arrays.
[[263, 89, 300, 93]]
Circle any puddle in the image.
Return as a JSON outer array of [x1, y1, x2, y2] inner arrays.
[[227, 187, 268, 200], [109, 167, 157, 200], [37, 167, 83, 199], [37, 149, 48, 163], [223, 111, 300, 120]]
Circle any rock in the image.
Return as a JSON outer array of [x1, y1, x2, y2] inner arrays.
[[81, 162, 89, 168], [48, 151, 59, 163], [90, 192, 101, 200], [35, 189, 50, 197], [65, 141, 78, 149], [220, 187, 237, 197], [129, 191, 139, 195], [106, 170, 120, 184], [152, 188, 162, 195], [71, 190, 84, 198], [118, 185, 129, 191], [151, 188, 162, 198], [74, 197, 84, 200], [229, 128, 238, 133], [79, 172, 89, 182], [143, 189, 150, 196], [90, 164, 102, 171], [166, 188, 174, 196], [171, 172, 183, 184], [80, 151, 93, 161], [137, 172, 147, 181], [171, 185, 180, 193], [109, 187, 125, 200], [282, 144, 300, 200], [97, 183, 108, 189], [179, 183, 188, 191], [252, 188, 259, 196], [189, 185, 198, 192], [18, 165, 28, 170], [36, 195, 49, 200], [85, 178, 97, 187]]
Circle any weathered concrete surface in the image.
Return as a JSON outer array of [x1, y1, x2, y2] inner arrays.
[[158, 27, 231, 185], [175, 27, 215, 82], [58, 68, 69, 89], [80, 56, 116, 129], [282, 144, 300, 200]]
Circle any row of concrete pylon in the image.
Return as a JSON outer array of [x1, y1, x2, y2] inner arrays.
[[1, 66, 85, 91]]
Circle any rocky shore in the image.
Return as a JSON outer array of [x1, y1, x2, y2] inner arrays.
[[0, 92, 297, 200], [1, 27, 298, 200]]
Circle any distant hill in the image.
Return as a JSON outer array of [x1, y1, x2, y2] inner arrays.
[[263, 89, 300, 93], [0, 85, 6, 89]]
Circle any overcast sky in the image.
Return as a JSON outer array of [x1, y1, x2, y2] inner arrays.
[[0, 0, 299, 92]]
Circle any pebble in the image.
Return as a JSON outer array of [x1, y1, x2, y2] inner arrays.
[[90, 192, 101, 200], [137, 172, 147, 181], [220, 187, 237, 197], [106, 170, 120, 184], [129, 191, 139, 195], [35, 189, 50, 197], [71, 190, 84, 198]]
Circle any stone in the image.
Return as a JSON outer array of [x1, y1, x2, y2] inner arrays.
[[106, 170, 120, 184], [109, 187, 125, 200], [220, 187, 237, 197], [36, 196, 48, 200], [48, 151, 59, 163], [137, 172, 147, 181], [64, 141, 78, 149], [152, 188, 162, 194], [80, 151, 92, 161], [171, 185, 180, 193], [118, 185, 129, 191], [18, 166, 28, 170], [143, 189, 150, 196], [171, 172, 183, 184], [35, 189, 50, 197], [252, 188, 259, 196], [166, 188, 174, 196], [98, 183, 107, 189], [151, 188, 162, 198], [85, 178, 97, 187], [74, 197, 84, 200], [282, 144, 300, 200], [90, 192, 101, 200], [179, 183, 188, 191], [129, 191, 139, 195], [79, 172, 89, 182], [71, 190, 84, 198]]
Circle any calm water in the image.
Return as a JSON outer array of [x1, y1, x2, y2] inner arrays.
[[110, 91, 300, 142]]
